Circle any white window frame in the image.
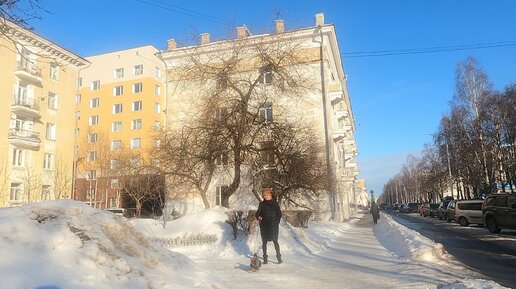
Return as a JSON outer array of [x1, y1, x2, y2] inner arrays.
[[46, 123, 56, 140], [132, 101, 142, 111], [215, 185, 228, 206], [48, 92, 58, 110], [109, 159, 118, 170], [133, 82, 143, 93], [154, 102, 161, 113], [10, 183, 22, 201], [131, 119, 142, 130], [43, 153, 53, 170], [88, 133, 98, 144], [89, 115, 99, 126], [112, 103, 123, 114], [113, 85, 123, 96], [114, 68, 124, 79], [75, 94, 81, 104], [87, 170, 97, 180], [155, 84, 161, 95], [154, 120, 161, 131], [259, 103, 273, 122], [42, 185, 51, 200], [89, 98, 99, 108], [91, 80, 100, 91], [130, 138, 141, 149], [112, 121, 122, 132], [155, 67, 161, 78], [12, 148, 25, 166], [75, 111, 81, 121], [134, 64, 143, 75], [50, 63, 58, 80], [88, 151, 97, 162], [110, 179, 119, 190], [111, 140, 121, 150]]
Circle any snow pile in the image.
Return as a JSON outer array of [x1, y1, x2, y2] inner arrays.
[[438, 279, 508, 289], [373, 213, 447, 262], [0, 200, 221, 289]]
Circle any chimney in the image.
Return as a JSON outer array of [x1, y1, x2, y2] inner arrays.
[[275, 20, 285, 33], [237, 26, 251, 39], [167, 39, 177, 50], [315, 13, 325, 27], [200, 33, 211, 45]]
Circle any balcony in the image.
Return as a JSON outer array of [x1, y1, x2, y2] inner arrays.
[[14, 62, 42, 85], [328, 83, 344, 104], [333, 125, 352, 141], [8, 128, 41, 149], [341, 168, 359, 180], [11, 95, 41, 118]]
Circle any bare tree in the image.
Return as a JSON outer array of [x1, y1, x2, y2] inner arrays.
[[166, 33, 321, 207], [50, 157, 72, 199]]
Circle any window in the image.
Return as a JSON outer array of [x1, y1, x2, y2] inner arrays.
[[86, 188, 96, 200], [133, 82, 143, 93], [75, 111, 81, 121], [154, 102, 160, 113], [50, 63, 58, 80], [154, 139, 161, 148], [77, 77, 82, 87], [215, 152, 228, 166], [48, 92, 58, 109], [110, 179, 119, 190], [131, 119, 142, 130], [114, 68, 124, 79], [46, 123, 56, 140], [87, 170, 96, 180], [113, 85, 123, 96], [10, 183, 22, 201], [112, 121, 122, 132], [88, 133, 98, 144], [155, 67, 161, 78], [89, 115, 99, 126], [43, 153, 53, 170], [111, 140, 121, 150], [215, 107, 228, 121], [215, 185, 228, 206], [12, 149, 24, 166], [258, 65, 273, 84], [74, 128, 80, 139], [134, 64, 143, 75], [88, 151, 97, 162], [130, 156, 142, 167], [76, 94, 81, 104], [131, 138, 141, 149], [91, 80, 100, 91], [154, 120, 161, 131], [155, 84, 161, 95], [42, 185, 51, 200], [259, 103, 273, 122], [132, 101, 142, 111], [112, 103, 123, 114], [260, 141, 275, 166], [89, 98, 99, 108], [109, 159, 118, 170]]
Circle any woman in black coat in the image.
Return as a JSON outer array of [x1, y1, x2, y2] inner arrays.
[[255, 188, 282, 264]]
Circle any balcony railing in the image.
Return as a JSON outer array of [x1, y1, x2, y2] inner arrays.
[[14, 62, 42, 84], [11, 95, 41, 117], [8, 128, 41, 148]]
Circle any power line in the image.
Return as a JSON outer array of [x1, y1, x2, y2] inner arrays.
[[136, 0, 232, 27], [343, 40, 516, 58]]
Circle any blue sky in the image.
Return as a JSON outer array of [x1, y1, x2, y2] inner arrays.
[[28, 0, 516, 197]]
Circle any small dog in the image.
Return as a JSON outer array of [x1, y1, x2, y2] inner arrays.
[[249, 253, 262, 272]]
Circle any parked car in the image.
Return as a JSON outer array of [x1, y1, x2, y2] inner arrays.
[[445, 200, 456, 222], [407, 203, 419, 213], [482, 194, 516, 233], [437, 199, 453, 220], [423, 203, 440, 217], [453, 200, 484, 227]]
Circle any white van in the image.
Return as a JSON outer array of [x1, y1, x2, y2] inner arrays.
[[453, 200, 484, 227]]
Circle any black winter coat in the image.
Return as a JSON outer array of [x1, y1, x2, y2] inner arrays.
[[256, 199, 282, 241]]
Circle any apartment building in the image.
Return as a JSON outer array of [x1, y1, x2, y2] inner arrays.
[[0, 20, 89, 207], [74, 46, 165, 209], [161, 13, 360, 221]]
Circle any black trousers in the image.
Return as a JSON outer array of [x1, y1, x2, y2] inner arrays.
[[262, 240, 281, 256]]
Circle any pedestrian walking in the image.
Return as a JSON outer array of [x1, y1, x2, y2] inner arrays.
[[370, 201, 380, 225], [255, 188, 282, 264]]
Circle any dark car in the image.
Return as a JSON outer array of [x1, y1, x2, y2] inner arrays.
[[437, 199, 453, 220], [482, 194, 516, 233], [423, 203, 440, 217], [445, 200, 456, 222]]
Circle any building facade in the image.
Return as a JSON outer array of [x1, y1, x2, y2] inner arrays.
[[73, 46, 165, 209], [0, 20, 89, 206], [161, 13, 360, 221]]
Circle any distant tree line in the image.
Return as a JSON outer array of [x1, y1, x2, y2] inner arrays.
[[379, 57, 515, 205]]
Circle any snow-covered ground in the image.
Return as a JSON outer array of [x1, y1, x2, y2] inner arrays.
[[0, 200, 508, 289]]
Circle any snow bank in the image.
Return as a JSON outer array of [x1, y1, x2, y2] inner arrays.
[[373, 213, 447, 262], [438, 279, 509, 289], [0, 200, 221, 289]]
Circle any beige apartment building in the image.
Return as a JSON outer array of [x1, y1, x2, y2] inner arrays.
[[161, 13, 360, 221], [74, 46, 165, 209], [0, 20, 89, 206]]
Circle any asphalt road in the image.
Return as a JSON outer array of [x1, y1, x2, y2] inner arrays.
[[386, 211, 516, 289]]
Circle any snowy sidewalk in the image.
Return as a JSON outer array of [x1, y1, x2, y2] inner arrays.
[[189, 213, 486, 289]]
